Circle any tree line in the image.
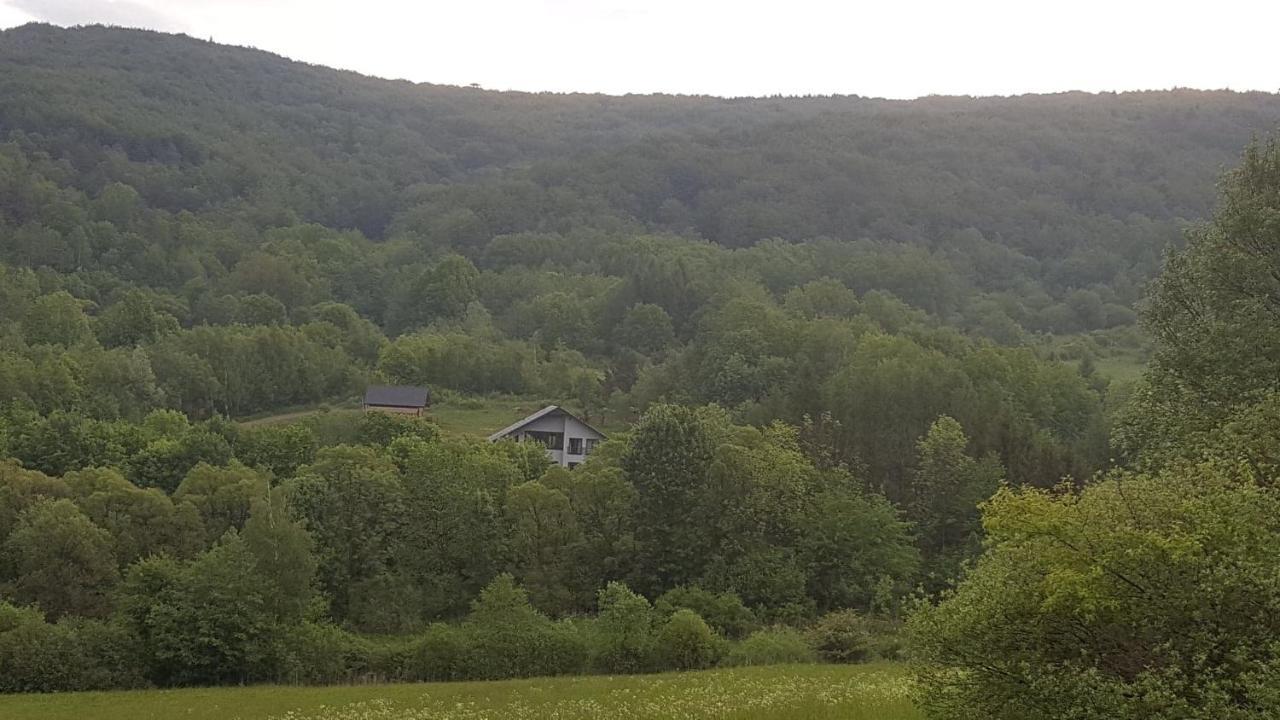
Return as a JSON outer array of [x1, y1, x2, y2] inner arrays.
[[909, 138, 1280, 720], [0, 403, 994, 690]]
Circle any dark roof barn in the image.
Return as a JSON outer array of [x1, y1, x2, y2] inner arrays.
[[363, 385, 431, 408]]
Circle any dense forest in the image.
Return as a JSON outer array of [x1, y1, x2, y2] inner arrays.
[[2, 22, 1280, 715]]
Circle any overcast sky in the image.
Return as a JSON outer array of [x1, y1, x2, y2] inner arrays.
[[1, 0, 1277, 98]]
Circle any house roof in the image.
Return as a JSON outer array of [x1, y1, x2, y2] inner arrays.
[[363, 385, 430, 408], [487, 405, 607, 442]]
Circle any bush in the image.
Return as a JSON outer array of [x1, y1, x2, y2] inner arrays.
[[655, 586, 758, 640], [460, 574, 588, 680], [274, 621, 370, 685], [655, 609, 725, 671], [356, 411, 439, 448], [0, 603, 145, 692], [591, 581, 656, 673], [727, 626, 817, 667], [908, 471, 1280, 720], [407, 624, 471, 681], [0, 602, 84, 692], [363, 636, 416, 682], [807, 610, 874, 663], [62, 617, 148, 690]]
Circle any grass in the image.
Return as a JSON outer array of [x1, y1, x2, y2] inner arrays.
[[239, 395, 631, 440], [0, 663, 919, 720], [1092, 355, 1147, 385]]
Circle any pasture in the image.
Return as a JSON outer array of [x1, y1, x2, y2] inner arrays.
[[0, 663, 919, 720]]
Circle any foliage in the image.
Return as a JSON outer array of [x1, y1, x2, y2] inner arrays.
[[117, 535, 279, 686], [7, 22, 1280, 700], [908, 469, 1280, 720], [1122, 138, 1280, 467], [806, 610, 877, 664], [591, 581, 656, 673], [458, 574, 588, 680], [0, 499, 118, 619], [908, 416, 1003, 590], [654, 586, 759, 641], [655, 609, 726, 671], [0, 602, 144, 693], [726, 626, 817, 667]]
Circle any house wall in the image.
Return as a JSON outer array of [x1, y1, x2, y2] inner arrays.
[[364, 404, 422, 416], [502, 411, 605, 467]]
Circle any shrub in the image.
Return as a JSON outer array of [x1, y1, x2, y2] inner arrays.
[[655, 609, 725, 671], [908, 471, 1280, 720], [591, 581, 656, 673], [460, 574, 588, 679], [807, 610, 874, 663], [0, 603, 145, 692], [363, 636, 416, 682], [274, 621, 370, 685], [407, 624, 471, 681], [655, 586, 758, 640], [356, 411, 439, 448], [0, 602, 84, 692], [727, 626, 817, 667], [62, 617, 148, 690]]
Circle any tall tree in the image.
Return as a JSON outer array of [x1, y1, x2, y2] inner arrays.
[[1, 499, 118, 619], [908, 416, 1003, 590], [621, 404, 720, 594], [1123, 138, 1280, 466]]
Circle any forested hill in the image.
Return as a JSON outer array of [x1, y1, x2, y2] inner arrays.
[[2, 22, 1280, 494], [4, 23, 1280, 270]]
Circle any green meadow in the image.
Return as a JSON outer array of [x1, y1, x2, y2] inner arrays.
[[0, 664, 919, 720]]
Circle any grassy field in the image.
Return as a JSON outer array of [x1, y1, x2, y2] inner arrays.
[[1092, 355, 1148, 385], [0, 664, 919, 720], [240, 396, 630, 440]]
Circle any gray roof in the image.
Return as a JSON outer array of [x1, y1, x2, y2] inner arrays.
[[363, 385, 430, 408], [488, 405, 607, 442]]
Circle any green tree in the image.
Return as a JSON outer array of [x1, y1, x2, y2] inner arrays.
[[95, 290, 176, 347], [908, 416, 1003, 589], [800, 484, 920, 612], [621, 404, 719, 594], [1123, 138, 1280, 466], [64, 467, 204, 565], [592, 581, 656, 673], [241, 486, 316, 621], [617, 302, 675, 354], [235, 422, 319, 478], [173, 462, 269, 542], [0, 459, 71, 540], [286, 446, 404, 626], [505, 480, 582, 615], [118, 535, 276, 686], [909, 467, 1280, 720], [1, 499, 118, 619], [655, 608, 723, 670], [461, 574, 587, 679], [22, 291, 92, 347]]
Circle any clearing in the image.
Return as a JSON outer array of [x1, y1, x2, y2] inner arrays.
[[0, 663, 919, 720], [240, 395, 629, 439]]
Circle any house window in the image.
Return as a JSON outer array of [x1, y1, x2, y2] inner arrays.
[[526, 431, 564, 450], [568, 437, 584, 455], [584, 439, 599, 455]]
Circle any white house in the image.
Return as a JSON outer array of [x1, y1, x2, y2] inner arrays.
[[488, 405, 606, 468]]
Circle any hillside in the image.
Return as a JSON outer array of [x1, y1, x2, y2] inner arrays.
[[1, 22, 1279, 487], [6, 19, 1280, 717]]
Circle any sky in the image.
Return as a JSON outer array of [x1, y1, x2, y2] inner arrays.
[[1, 0, 1278, 98]]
